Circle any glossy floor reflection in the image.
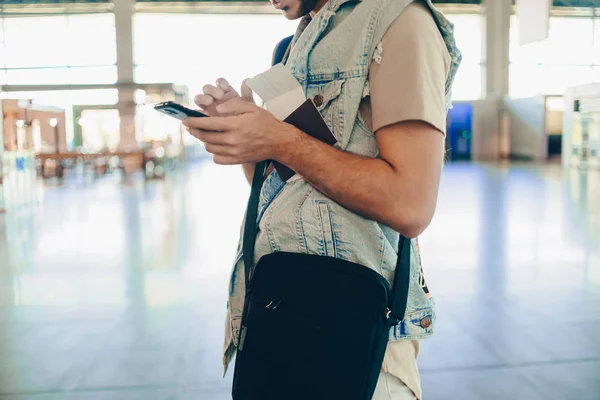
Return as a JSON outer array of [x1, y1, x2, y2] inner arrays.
[[0, 161, 599, 400]]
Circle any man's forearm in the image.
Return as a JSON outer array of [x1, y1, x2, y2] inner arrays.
[[275, 126, 424, 237]]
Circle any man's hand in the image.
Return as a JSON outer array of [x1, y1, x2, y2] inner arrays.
[[183, 98, 298, 166], [195, 78, 255, 117], [193, 78, 261, 183]]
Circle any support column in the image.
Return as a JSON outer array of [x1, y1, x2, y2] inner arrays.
[[483, 0, 511, 99], [113, 0, 138, 151], [117, 88, 138, 151]]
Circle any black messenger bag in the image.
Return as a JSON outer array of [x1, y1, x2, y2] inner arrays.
[[232, 161, 411, 400]]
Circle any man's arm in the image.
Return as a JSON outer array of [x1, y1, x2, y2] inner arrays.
[[277, 121, 445, 238], [185, 103, 444, 238]]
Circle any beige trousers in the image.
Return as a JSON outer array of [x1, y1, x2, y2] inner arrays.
[[372, 371, 419, 400]]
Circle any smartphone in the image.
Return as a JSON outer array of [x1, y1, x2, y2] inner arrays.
[[154, 101, 208, 120]]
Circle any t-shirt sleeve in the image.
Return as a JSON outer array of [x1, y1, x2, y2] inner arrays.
[[368, 1, 450, 134]]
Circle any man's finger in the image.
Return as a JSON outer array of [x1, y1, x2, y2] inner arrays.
[[216, 97, 258, 115], [195, 94, 214, 107], [183, 116, 236, 132], [188, 129, 230, 145], [241, 79, 255, 103], [202, 84, 225, 100], [216, 78, 234, 92], [204, 143, 230, 156], [213, 155, 239, 165]]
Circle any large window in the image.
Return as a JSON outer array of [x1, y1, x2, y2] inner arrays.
[[133, 14, 298, 103], [445, 13, 484, 101], [510, 15, 600, 97], [0, 13, 117, 85]]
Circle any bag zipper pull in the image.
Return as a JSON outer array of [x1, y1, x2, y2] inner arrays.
[[265, 298, 282, 310], [386, 308, 400, 326]]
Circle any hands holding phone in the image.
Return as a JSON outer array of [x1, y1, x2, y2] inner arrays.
[[194, 78, 255, 116], [184, 78, 300, 166]]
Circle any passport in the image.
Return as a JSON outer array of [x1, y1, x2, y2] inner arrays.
[[275, 99, 337, 181], [246, 64, 337, 182]]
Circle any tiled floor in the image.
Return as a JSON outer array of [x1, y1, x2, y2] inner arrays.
[[0, 161, 599, 400]]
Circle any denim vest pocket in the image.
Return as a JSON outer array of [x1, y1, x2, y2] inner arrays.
[[297, 188, 336, 257], [308, 78, 345, 143], [317, 202, 337, 257], [355, 110, 375, 140]]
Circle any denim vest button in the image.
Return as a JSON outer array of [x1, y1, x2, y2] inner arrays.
[[420, 316, 431, 329], [313, 94, 324, 107]]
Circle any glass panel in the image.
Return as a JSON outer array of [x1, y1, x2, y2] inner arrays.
[[67, 14, 117, 66], [451, 63, 482, 101], [510, 64, 541, 98], [592, 67, 600, 83], [446, 14, 483, 64], [4, 66, 117, 85], [538, 65, 593, 95], [510, 64, 595, 97], [540, 17, 595, 65], [0, 18, 5, 68], [510, 15, 598, 96], [3, 16, 70, 68], [511, 16, 595, 65], [594, 20, 600, 64], [509, 14, 518, 62], [2, 14, 116, 69], [79, 109, 120, 152]]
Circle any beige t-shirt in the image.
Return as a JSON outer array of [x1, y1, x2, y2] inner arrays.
[[359, 1, 450, 135], [364, 2, 450, 399]]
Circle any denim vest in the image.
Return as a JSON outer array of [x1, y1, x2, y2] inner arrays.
[[223, 0, 461, 368]]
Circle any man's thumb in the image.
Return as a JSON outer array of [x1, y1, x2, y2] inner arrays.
[[241, 79, 255, 103]]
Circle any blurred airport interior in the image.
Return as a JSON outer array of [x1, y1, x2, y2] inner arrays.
[[0, 0, 599, 399]]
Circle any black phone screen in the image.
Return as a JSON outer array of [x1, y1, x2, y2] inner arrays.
[[154, 101, 208, 120]]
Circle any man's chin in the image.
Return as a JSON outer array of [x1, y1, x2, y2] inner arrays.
[[280, 7, 304, 20]]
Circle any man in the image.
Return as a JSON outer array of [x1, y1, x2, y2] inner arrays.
[[184, 0, 460, 398]]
